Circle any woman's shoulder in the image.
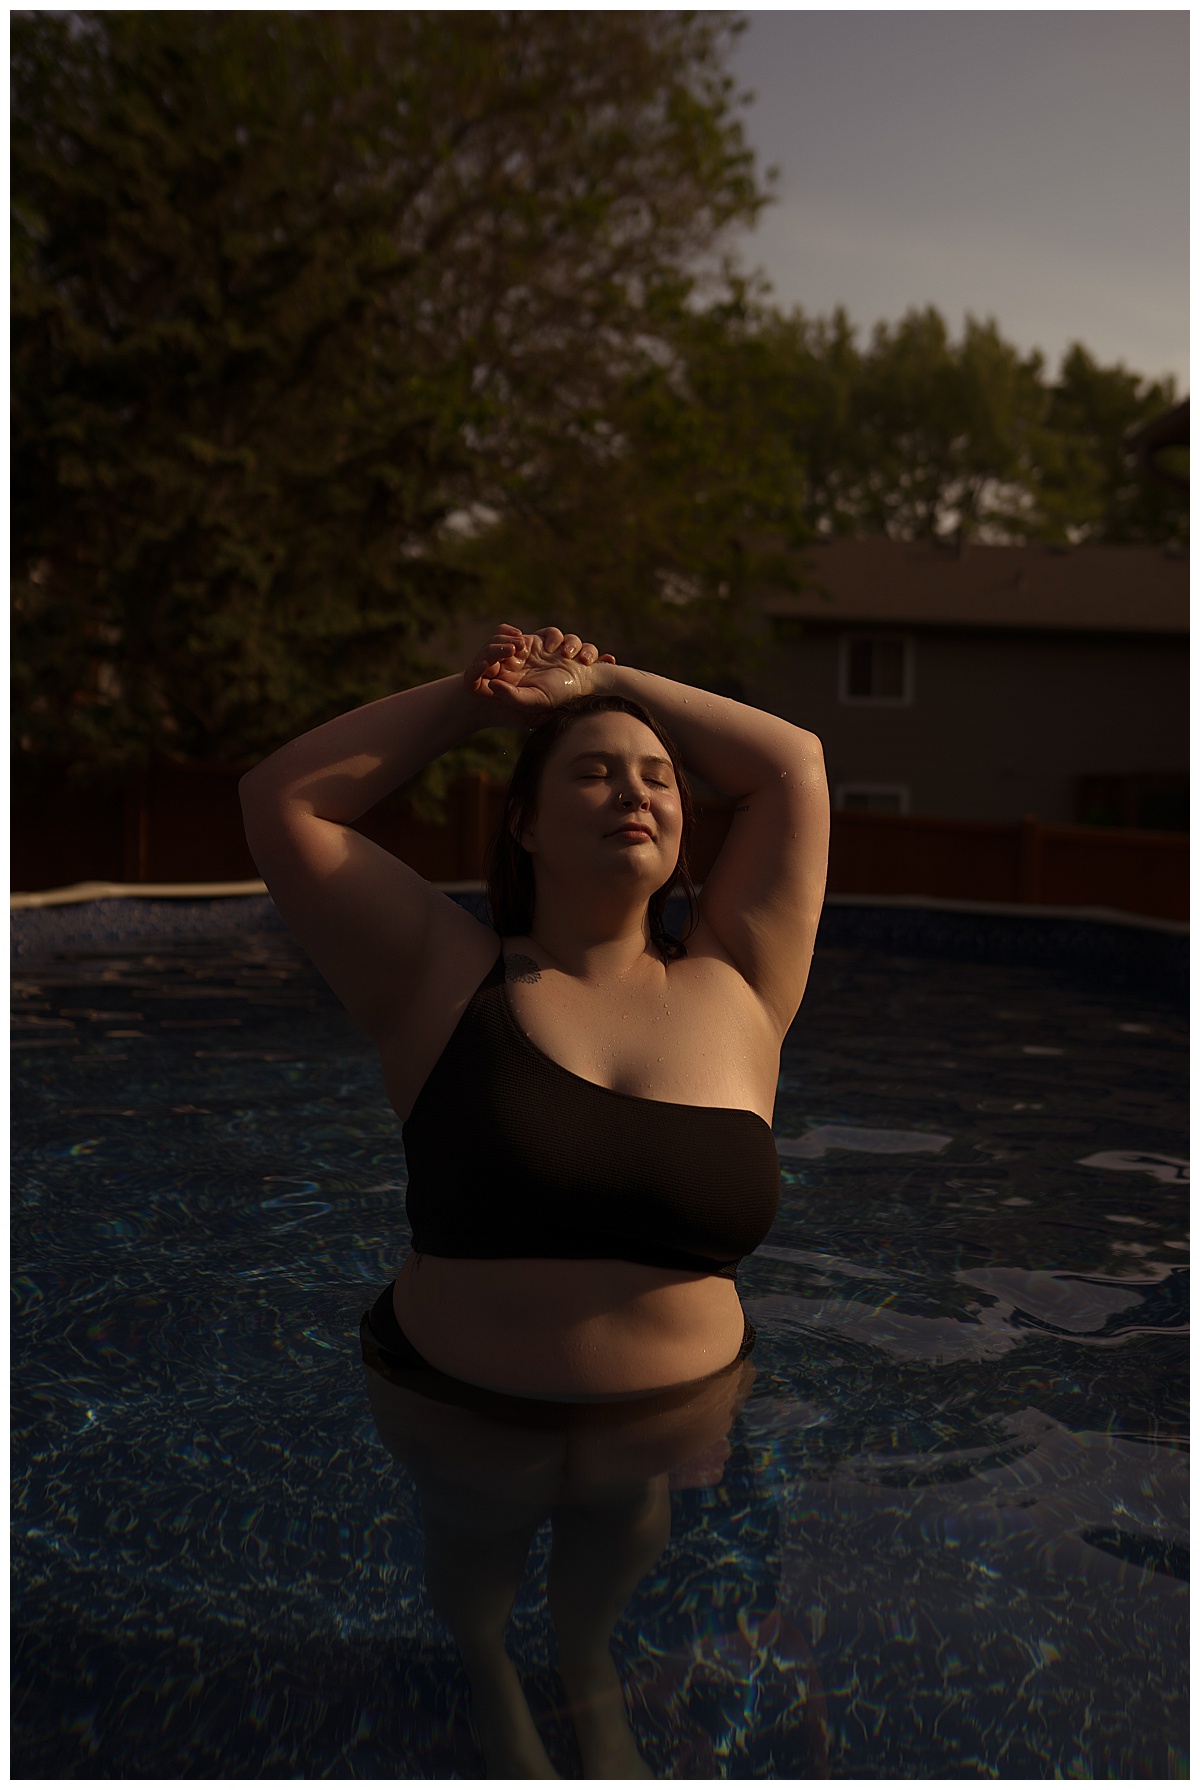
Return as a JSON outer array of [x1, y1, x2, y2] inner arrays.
[[423, 899, 504, 1002]]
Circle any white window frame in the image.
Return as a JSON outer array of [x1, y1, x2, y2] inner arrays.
[[835, 783, 911, 815], [838, 633, 914, 706]]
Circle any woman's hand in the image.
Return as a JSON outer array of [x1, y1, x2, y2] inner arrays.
[[464, 623, 616, 722]]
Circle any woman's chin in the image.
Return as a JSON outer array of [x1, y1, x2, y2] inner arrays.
[[537, 851, 674, 900], [602, 857, 670, 890]]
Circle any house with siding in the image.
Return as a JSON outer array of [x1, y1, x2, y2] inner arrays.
[[747, 538, 1188, 831]]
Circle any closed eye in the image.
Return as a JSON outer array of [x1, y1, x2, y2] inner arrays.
[[579, 771, 670, 788], [573, 758, 677, 787]]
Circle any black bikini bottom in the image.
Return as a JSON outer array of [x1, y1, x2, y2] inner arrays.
[[360, 1279, 756, 1426]]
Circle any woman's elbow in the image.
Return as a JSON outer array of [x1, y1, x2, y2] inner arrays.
[[239, 754, 291, 815], [238, 764, 294, 855], [781, 724, 825, 772]]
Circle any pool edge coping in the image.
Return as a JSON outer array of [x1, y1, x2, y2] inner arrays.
[[9, 878, 1187, 936]]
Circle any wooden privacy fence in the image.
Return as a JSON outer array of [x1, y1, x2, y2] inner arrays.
[[11, 764, 1188, 924], [825, 809, 1187, 924]]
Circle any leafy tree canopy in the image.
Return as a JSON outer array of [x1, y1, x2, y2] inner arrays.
[[13, 8, 763, 779], [457, 295, 1185, 702], [13, 10, 1186, 794]]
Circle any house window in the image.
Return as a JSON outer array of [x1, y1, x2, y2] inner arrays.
[[835, 783, 910, 814], [839, 634, 913, 704], [1076, 773, 1188, 832]]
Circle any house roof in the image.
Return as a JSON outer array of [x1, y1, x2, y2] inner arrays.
[[758, 539, 1189, 636]]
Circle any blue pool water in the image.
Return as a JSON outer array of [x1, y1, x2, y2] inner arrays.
[[12, 897, 1188, 1778]]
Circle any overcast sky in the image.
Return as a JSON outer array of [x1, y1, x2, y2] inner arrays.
[[725, 10, 1189, 392]]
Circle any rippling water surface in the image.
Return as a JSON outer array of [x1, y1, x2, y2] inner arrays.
[[11, 903, 1188, 1778]]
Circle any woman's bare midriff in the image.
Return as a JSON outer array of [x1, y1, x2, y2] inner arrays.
[[394, 1252, 747, 1400]]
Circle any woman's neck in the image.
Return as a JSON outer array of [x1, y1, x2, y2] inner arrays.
[[521, 915, 657, 983]]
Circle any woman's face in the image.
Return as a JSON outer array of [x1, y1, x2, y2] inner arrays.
[[519, 711, 685, 896]]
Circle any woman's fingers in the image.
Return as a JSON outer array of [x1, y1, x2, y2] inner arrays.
[[528, 628, 605, 663], [478, 624, 615, 688], [465, 625, 532, 699], [473, 629, 530, 686], [474, 623, 524, 662]]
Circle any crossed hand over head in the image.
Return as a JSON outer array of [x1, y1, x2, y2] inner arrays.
[[465, 623, 617, 722]]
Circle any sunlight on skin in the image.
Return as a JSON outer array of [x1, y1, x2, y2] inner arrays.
[[240, 618, 827, 1776]]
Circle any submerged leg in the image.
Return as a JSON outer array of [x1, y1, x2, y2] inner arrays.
[[547, 1475, 672, 1778], [422, 1499, 559, 1779], [363, 1365, 567, 1776]]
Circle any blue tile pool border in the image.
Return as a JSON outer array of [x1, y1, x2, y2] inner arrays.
[[11, 886, 1186, 1003]]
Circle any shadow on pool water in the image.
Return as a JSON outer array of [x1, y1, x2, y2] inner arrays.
[[11, 897, 1188, 1778]]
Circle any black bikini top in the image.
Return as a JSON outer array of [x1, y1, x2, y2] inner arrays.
[[402, 949, 780, 1279]]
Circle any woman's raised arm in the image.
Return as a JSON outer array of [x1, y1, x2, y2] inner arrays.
[[239, 623, 613, 1044], [239, 672, 497, 1043], [591, 658, 829, 1036]]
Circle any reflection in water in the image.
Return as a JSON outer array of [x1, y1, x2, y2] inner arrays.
[[10, 913, 1189, 1778], [361, 1314, 827, 1777], [777, 1123, 953, 1158]]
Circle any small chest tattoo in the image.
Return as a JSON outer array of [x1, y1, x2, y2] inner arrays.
[[505, 952, 542, 984]]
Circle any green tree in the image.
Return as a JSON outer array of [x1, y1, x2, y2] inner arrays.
[[1038, 344, 1185, 545], [12, 10, 764, 784], [740, 303, 1057, 546], [452, 279, 822, 693], [762, 307, 865, 541], [850, 307, 1052, 542], [14, 8, 1185, 810], [705, 302, 1187, 550]]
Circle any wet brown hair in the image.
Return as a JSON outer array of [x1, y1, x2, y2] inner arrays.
[[485, 693, 699, 960]]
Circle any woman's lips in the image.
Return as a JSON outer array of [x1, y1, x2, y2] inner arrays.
[[610, 825, 653, 840]]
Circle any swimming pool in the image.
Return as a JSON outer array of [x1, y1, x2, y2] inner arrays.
[[12, 895, 1188, 1777]]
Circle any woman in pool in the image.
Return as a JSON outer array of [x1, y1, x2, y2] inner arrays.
[[240, 622, 828, 1776]]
